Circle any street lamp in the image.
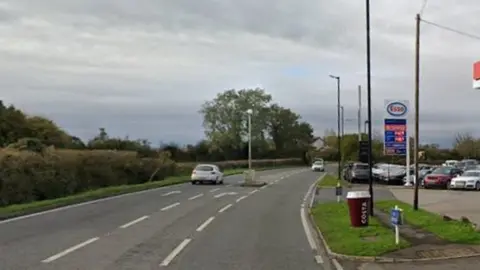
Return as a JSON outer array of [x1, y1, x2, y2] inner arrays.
[[246, 109, 253, 170], [329, 75, 342, 181]]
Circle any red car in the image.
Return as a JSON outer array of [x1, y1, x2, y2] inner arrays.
[[423, 166, 463, 189]]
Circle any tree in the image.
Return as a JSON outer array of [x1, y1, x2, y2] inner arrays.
[[453, 132, 478, 158], [200, 88, 272, 160]]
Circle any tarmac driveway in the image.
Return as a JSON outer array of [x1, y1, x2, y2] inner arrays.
[[389, 187, 480, 225]]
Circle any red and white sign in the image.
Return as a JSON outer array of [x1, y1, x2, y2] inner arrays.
[[473, 61, 480, 89]]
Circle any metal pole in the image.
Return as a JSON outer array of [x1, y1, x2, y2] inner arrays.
[[366, 0, 374, 216], [248, 113, 252, 170], [413, 13, 421, 210], [341, 106, 345, 138], [358, 85, 362, 141], [337, 78, 342, 181]]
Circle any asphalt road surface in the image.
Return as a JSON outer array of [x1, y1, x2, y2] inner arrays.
[[0, 167, 331, 270]]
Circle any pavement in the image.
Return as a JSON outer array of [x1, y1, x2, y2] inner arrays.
[[0, 167, 333, 270]]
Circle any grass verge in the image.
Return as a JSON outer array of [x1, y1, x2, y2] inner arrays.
[[376, 200, 480, 244], [317, 174, 351, 188], [0, 166, 294, 220], [311, 202, 410, 256]]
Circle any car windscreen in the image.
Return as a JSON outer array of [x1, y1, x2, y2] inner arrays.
[[462, 171, 480, 177], [314, 161, 323, 165], [195, 165, 214, 171], [354, 164, 369, 170], [432, 167, 452, 175]]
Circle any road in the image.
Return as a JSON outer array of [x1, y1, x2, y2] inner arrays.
[[0, 167, 330, 270]]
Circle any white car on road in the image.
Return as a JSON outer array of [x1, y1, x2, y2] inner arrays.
[[311, 160, 325, 172], [191, 164, 224, 185], [450, 170, 480, 190]]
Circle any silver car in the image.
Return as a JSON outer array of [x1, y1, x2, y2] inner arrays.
[[450, 170, 480, 190], [191, 164, 224, 185]]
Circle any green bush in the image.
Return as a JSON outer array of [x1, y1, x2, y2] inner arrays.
[[0, 149, 302, 207]]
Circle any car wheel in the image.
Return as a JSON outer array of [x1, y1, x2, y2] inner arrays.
[[476, 182, 480, 191], [191, 181, 196, 185]]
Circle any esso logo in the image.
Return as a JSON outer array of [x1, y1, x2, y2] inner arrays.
[[386, 102, 407, 117]]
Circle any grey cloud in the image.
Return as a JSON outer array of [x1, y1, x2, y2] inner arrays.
[[0, 0, 479, 147]]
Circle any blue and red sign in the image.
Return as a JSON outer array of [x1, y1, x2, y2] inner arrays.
[[384, 118, 407, 155]]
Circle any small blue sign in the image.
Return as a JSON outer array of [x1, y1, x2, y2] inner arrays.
[[384, 118, 407, 156], [335, 186, 343, 196], [391, 209, 402, 225]]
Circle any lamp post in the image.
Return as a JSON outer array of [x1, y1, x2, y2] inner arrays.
[[329, 75, 341, 181], [246, 109, 253, 170]]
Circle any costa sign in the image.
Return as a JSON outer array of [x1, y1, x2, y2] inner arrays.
[[385, 101, 407, 117]]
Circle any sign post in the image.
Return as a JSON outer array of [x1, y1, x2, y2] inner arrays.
[[390, 205, 403, 245], [384, 100, 409, 156], [335, 182, 343, 203]]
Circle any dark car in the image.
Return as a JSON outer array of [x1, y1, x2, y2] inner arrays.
[[423, 166, 462, 189]]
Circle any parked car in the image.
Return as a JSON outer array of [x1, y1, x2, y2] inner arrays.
[[191, 164, 224, 185], [423, 166, 462, 189], [372, 163, 387, 181], [457, 159, 478, 171], [342, 162, 354, 180], [345, 162, 370, 183], [403, 167, 434, 186], [450, 170, 480, 190], [311, 160, 325, 172], [442, 160, 459, 167], [378, 165, 407, 185]]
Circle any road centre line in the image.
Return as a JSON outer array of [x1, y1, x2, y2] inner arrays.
[[42, 237, 99, 263], [119, 215, 149, 229], [162, 190, 181, 197], [159, 238, 192, 267], [188, 193, 204, 200], [218, 204, 232, 213], [210, 188, 220, 192], [161, 202, 180, 211], [236, 195, 248, 203], [196, 216, 215, 232], [249, 189, 259, 195]]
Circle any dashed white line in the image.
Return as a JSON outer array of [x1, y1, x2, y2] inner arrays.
[[188, 193, 204, 200], [236, 195, 248, 203], [119, 215, 149, 229], [249, 189, 259, 195], [260, 185, 267, 189], [196, 216, 215, 232], [159, 238, 192, 267], [214, 192, 227, 198], [42, 237, 99, 263], [162, 190, 181, 197], [210, 188, 220, 192], [314, 255, 324, 264], [218, 204, 232, 213], [226, 184, 232, 187], [161, 202, 180, 211]]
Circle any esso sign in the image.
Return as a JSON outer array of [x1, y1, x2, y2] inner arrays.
[[386, 102, 407, 117]]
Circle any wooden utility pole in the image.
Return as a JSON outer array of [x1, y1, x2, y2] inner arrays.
[[413, 13, 421, 210]]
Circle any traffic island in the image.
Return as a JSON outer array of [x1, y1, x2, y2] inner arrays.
[[310, 201, 410, 257], [317, 174, 351, 188], [240, 169, 267, 187]]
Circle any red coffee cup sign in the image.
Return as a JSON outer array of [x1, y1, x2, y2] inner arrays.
[[346, 191, 371, 227]]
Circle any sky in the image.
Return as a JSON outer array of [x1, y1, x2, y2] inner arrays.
[[0, 0, 479, 147]]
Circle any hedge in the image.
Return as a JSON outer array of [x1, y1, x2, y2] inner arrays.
[[0, 148, 303, 206]]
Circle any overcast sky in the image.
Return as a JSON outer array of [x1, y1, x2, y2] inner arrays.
[[0, 0, 479, 147]]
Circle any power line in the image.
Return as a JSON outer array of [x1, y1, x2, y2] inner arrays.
[[419, 0, 428, 16], [420, 18, 480, 41]]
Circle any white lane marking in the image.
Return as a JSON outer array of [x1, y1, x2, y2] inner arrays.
[[119, 215, 149, 229], [159, 238, 192, 267], [332, 258, 344, 270], [218, 204, 232, 213], [249, 189, 259, 195], [260, 185, 267, 189], [236, 195, 248, 203], [226, 184, 232, 187], [162, 190, 181, 197], [188, 193, 204, 200], [42, 237, 99, 263], [210, 188, 220, 192], [196, 216, 215, 232], [161, 202, 180, 211], [214, 192, 227, 198], [0, 184, 178, 225], [314, 255, 324, 264], [300, 208, 317, 250]]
